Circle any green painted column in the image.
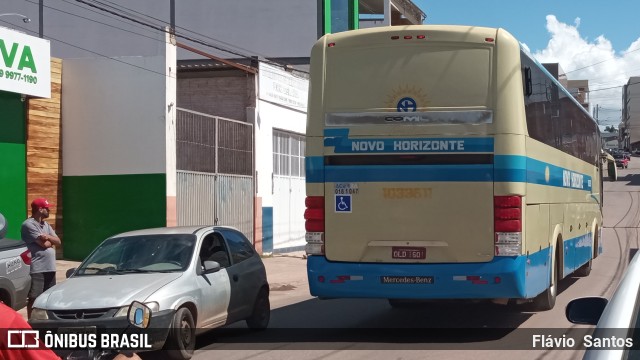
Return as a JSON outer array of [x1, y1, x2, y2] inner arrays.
[[0, 91, 27, 240]]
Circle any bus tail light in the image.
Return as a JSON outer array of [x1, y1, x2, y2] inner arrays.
[[305, 196, 325, 256], [494, 196, 522, 256]]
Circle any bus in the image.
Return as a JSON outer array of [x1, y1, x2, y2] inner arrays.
[[303, 25, 604, 310]]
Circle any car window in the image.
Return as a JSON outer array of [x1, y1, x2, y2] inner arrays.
[[76, 234, 196, 275], [199, 233, 231, 268], [221, 229, 255, 265]]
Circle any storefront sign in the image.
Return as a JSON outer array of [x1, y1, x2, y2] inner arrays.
[[0, 27, 51, 98], [258, 62, 308, 111]]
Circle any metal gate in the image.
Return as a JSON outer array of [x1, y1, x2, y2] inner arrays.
[[176, 108, 254, 242], [272, 130, 306, 250]]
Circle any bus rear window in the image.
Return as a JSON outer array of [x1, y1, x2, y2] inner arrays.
[[324, 46, 492, 112]]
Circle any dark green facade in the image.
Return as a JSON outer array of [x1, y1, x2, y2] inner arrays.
[[62, 173, 167, 260], [0, 91, 27, 239]]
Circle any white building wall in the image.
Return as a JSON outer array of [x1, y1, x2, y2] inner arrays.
[[256, 63, 308, 251], [62, 56, 169, 176], [626, 78, 640, 148]]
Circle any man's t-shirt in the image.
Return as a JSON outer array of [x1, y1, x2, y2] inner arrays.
[[21, 218, 57, 273], [0, 302, 60, 359]]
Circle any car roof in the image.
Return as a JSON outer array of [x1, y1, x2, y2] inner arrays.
[[111, 225, 240, 238], [593, 252, 640, 330]]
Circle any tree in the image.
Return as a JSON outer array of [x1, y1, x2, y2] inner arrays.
[[605, 126, 617, 133]]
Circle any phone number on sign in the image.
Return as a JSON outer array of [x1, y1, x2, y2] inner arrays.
[[0, 69, 38, 84]]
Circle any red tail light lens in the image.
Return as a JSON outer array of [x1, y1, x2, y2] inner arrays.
[[494, 208, 521, 220], [305, 196, 324, 209], [494, 196, 521, 208], [494, 196, 522, 232], [20, 250, 32, 266], [305, 196, 325, 232], [495, 220, 521, 232], [304, 208, 324, 220], [306, 220, 324, 232]]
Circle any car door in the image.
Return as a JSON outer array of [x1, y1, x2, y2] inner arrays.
[[195, 232, 232, 328], [219, 229, 266, 322]]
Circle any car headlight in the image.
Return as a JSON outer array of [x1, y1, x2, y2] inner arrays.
[[30, 308, 48, 320], [113, 301, 159, 318]]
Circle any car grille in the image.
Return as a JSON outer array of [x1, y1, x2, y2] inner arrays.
[[51, 308, 115, 320]]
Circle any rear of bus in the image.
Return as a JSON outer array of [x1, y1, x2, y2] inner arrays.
[[304, 25, 531, 300]]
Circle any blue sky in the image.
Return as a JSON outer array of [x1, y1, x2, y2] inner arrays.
[[413, 1, 640, 127]]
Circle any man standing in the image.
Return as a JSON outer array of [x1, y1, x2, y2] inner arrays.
[[21, 198, 61, 319]]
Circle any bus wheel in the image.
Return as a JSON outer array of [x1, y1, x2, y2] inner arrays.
[[575, 259, 592, 277], [532, 246, 558, 311], [576, 229, 597, 277]]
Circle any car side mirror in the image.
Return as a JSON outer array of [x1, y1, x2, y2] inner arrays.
[[66, 268, 76, 278], [127, 301, 152, 328], [565, 297, 608, 325], [203, 260, 221, 274]]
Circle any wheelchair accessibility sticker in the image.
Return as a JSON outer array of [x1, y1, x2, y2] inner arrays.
[[335, 195, 352, 213]]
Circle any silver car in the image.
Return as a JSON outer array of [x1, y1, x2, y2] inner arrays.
[[565, 250, 640, 359], [29, 226, 270, 360], [0, 213, 32, 310]]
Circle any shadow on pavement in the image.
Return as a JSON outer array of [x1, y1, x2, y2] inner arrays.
[[140, 276, 584, 357]]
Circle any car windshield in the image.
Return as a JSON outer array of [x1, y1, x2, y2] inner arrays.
[[75, 234, 196, 276], [613, 154, 624, 159]]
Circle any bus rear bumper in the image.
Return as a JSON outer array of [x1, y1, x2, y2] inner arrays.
[[307, 255, 543, 300]]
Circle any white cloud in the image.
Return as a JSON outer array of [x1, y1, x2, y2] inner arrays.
[[524, 15, 640, 127]]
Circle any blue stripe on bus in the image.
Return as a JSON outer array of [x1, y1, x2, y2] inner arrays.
[[324, 165, 493, 182], [525, 157, 593, 192], [307, 154, 592, 192], [494, 155, 593, 191], [308, 252, 532, 299], [306, 156, 325, 183], [308, 232, 593, 300], [323, 128, 494, 153]]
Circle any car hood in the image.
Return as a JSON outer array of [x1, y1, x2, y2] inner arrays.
[[39, 273, 183, 310]]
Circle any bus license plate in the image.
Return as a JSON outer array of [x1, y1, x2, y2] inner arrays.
[[392, 247, 426, 259]]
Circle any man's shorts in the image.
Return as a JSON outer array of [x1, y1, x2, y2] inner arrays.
[[28, 272, 56, 300]]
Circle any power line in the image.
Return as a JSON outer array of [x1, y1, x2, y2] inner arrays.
[[0, 19, 168, 78], [23, 0, 161, 43], [563, 46, 640, 75], [93, 0, 271, 61], [73, 0, 308, 73]]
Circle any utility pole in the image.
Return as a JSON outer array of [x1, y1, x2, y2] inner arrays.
[[170, 0, 175, 34], [39, 0, 43, 38]]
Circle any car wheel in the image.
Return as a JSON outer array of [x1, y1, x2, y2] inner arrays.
[[165, 307, 196, 360], [246, 288, 270, 330]]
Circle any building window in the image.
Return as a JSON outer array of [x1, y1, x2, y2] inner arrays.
[[323, 0, 359, 34], [273, 130, 305, 178]]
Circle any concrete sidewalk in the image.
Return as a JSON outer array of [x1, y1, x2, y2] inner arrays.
[[19, 252, 309, 320]]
